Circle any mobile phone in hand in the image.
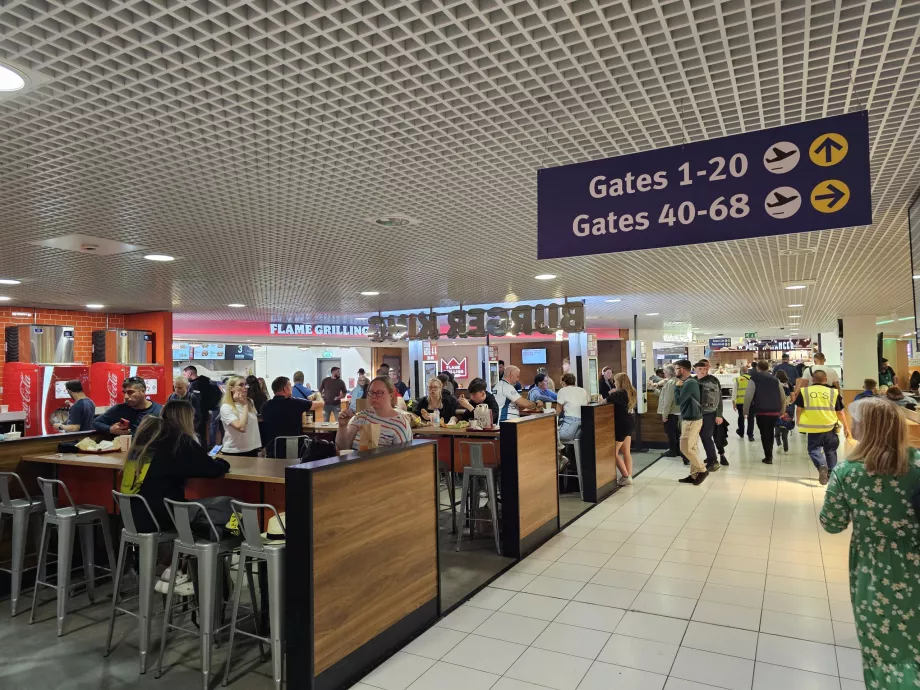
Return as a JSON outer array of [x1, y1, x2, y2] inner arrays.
[[208, 445, 222, 457]]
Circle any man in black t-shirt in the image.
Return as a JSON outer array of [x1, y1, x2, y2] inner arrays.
[[261, 376, 314, 458]]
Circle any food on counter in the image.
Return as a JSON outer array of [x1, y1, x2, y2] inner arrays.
[[75, 438, 116, 453], [443, 421, 470, 430]]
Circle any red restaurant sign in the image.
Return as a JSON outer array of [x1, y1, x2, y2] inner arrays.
[[439, 357, 468, 378]]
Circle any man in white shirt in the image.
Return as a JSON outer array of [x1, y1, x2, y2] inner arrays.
[[494, 365, 536, 421], [796, 352, 840, 397]]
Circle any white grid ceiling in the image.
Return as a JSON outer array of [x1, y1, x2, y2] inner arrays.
[[1, 0, 920, 335]]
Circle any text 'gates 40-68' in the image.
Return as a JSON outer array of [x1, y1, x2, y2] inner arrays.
[[536, 111, 872, 259]]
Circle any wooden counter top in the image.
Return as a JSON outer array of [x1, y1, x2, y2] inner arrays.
[[303, 421, 339, 432], [21, 451, 296, 484], [413, 426, 500, 438]]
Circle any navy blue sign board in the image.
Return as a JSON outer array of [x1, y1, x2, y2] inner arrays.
[[537, 111, 872, 259], [709, 338, 733, 349]]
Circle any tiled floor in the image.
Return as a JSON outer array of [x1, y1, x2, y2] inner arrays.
[[359, 416, 865, 690]]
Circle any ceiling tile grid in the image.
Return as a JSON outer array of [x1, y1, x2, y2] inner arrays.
[[0, 0, 918, 333]]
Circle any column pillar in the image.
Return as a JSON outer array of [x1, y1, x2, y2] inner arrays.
[[841, 315, 877, 405]]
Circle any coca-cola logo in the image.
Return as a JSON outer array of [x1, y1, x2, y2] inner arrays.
[[19, 373, 31, 430], [106, 372, 119, 405]]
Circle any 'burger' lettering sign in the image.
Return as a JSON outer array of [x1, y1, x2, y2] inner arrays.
[[367, 302, 585, 342]]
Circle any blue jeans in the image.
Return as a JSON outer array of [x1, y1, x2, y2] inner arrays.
[[807, 431, 839, 470], [559, 416, 581, 443]]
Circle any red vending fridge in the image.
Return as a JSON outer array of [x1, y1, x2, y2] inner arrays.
[[89, 329, 167, 406], [2, 325, 90, 436]]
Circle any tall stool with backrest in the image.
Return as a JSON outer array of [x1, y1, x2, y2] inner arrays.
[[104, 491, 177, 673], [30, 477, 116, 636], [559, 438, 584, 500], [272, 435, 307, 459], [156, 498, 242, 690], [222, 500, 285, 690], [0, 472, 46, 616], [455, 440, 501, 555]]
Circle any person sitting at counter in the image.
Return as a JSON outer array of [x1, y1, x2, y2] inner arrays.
[[349, 373, 370, 411], [219, 376, 263, 457], [261, 376, 316, 457], [494, 365, 536, 421], [457, 378, 499, 425], [528, 373, 558, 405], [93, 376, 163, 435], [416, 377, 458, 422], [335, 376, 413, 451], [556, 373, 589, 444], [55, 380, 96, 432]]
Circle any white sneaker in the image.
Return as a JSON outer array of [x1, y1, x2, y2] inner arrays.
[[155, 571, 189, 594], [618, 476, 633, 486], [159, 567, 171, 582], [175, 581, 195, 597]]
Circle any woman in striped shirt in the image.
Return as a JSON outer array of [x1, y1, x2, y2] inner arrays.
[[335, 376, 413, 451]]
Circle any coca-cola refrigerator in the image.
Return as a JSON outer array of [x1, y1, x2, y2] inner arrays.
[[89, 329, 167, 407], [3, 325, 90, 437]]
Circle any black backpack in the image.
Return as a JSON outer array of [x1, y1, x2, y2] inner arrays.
[[198, 381, 222, 412]]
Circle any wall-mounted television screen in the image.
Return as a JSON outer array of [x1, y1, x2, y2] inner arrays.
[[521, 348, 547, 364]]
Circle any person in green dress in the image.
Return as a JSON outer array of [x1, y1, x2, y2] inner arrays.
[[820, 397, 920, 688]]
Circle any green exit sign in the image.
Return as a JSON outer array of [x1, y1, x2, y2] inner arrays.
[[744, 332, 757, 339], [323, 351, 333, 358]]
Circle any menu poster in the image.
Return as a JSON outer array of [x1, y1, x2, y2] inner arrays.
[[55, 381, 71, 400], [144, 378, 158, 395]]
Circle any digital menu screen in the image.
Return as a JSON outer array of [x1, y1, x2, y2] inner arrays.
[[172, 342, 191, 360], [225, 344, 254, 361], [192, 343, 226, 359]]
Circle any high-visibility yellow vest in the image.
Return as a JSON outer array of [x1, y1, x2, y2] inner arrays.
[[734, 374, 750, 404], [798, 385, 840, 434]]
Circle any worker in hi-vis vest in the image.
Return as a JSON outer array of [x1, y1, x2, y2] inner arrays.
[[732, 366, 754, 442], [794, 369, 851, 486]]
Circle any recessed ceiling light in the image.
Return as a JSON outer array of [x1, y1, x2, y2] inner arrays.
[[144, 254, 175, 262], [604, 299, 621, 303], [85, 303, 104, 309], [904, 333, 914, 337], [785, 284, 807, 290], [534, 274, 556, 280], [703, 332, 713, 335], [228, 303, 245, 308], [645, 312, 659, 316], [586, 316, 600, 320], [0, 63, 26, 91], [876, 319, 895, 325], [899, 316, 915, 321], [789, 316, 801, 320], [0, 296, 11, 302], [360, 291, 379, 296], [914, 275, 920, 280], [374, 216, 412, 227], [0, 278, 21, 285], [246, 339, 252, 342], [787, 304, 803, 308]]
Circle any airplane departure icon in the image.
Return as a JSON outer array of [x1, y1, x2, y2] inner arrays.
[[764, 186, 802, 218], [766, 191, 798, 208], [765, 146, 796, 164], [763, 141, 800, 173]]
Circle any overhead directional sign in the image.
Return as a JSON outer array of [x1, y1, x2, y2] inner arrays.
[[537, 112, 872, 258]]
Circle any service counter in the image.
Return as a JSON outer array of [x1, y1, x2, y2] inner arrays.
[[640, 390, 669, 448]]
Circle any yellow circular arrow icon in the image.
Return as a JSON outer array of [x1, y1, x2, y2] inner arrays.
[[810, 179, 850, 213], [809, 133, 848, 166]]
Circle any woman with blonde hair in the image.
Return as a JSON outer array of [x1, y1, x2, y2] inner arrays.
[[415, 377, 458, 422], [607, 373, 637, 486], [218, 376, 262, 456], [820, 397, 920, 688]]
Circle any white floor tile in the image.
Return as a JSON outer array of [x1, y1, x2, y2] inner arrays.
[[362, 652, 437, 690], [498, 592, 570, 621], [767, 560, 826, 582], [682, 621, 758, 660], [615, 543, 668, 560], [769, 548, 824, 567], [406, 661, 499, 690], [755, 633, 838, 675], [563, 525, 594, 539], [751, 662, 841, 690], [604, 555, 661, 575], [671, 538, 721, 553], [828, 598, 855, 623], [765, 575, 828, 599], [574, 583, 639, 609], [492, 679, 550, 690], [504, 647, 593, 690], [531, 545, 571, 562], [547, 535, 586, 551], [437, 605, 495, 633], [712, 554, 768, 574], [627, 533, 677, 549], [570, 538, 623, 555], [825, 583, 850, 602], [598, 633, 679, 673], [587, 528, 636, 543], [717, 543, 770, 560], [591, 568, 650, 590], [691, 600, 762, 632], [441, 634, 527, 674], [653, 561, 711, 582], [521, 575, 586, 600], [491, 571, 538, 592], [761, 590, 831, 619], [532, 622, 611, 660], [664, 679, 728, 690], [557, 549, 616, 567], [615, 611, 689, 645], [669, 648, 755, 690], [578, 660, 667, 690], [472, 611, 550, 645], [469, 587, 517, 611], [707, 567, 766, 590], [663, 549, 717, 567], [760, 609, 834, 644], [824, 567, 849, 585], [642, 575, 705, 599], [542, 562, 601, 583], [403, 627, 468, 660], [833, 620, 860, 648], [511, 559, 552, 576], [700, 583, 764, 608], [631, 591, 698, 619], [554, 601, 627, 633], [677, 528, 726, 544], [839, 680, 865, 690]]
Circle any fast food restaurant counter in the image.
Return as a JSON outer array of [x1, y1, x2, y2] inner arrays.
[[0, 408, 621, 690]]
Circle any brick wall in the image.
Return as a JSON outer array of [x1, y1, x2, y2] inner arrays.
[[0, 308, 126, 403]]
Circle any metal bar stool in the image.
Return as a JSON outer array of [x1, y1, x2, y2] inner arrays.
[[29, 477, 117, 636], [272, 435, 307, 459], [559, 439, 584, 500], [156, 499, 242, 690], [223, 500, 285, 690], [0, 472, 46, 616], [455, 440, 501, 555], [104, 491, 177, 673]]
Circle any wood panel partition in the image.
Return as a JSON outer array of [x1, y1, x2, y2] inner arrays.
[[579, 404, 618, 502], [499, 414, 559, 558], [639, 390, 669, 447], [285, 440, 439, 690]]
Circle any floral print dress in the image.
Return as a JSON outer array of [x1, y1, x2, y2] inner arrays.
[[819, 453, 920, 688]]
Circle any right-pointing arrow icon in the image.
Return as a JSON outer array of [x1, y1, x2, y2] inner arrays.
[[813, 183, 846, 208], [810, 179, 850, 213]]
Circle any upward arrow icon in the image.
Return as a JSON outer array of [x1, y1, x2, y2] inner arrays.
[[813, 136, 844, 164]]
